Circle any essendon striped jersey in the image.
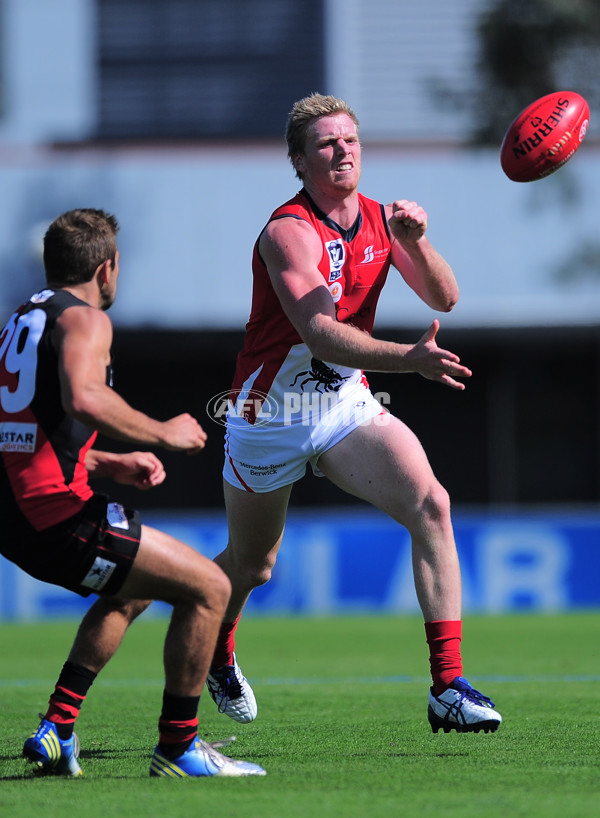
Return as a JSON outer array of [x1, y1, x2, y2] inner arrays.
[[0, 289, 100, 533], [230, 189, 393, 425]]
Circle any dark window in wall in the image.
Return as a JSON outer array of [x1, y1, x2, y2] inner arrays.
[[96, 326, 600, 511], [96, 0, 325, 140]]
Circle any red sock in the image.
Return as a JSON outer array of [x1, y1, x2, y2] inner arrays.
[[211, 616, 240, 667], [424, 620, 463, 696]]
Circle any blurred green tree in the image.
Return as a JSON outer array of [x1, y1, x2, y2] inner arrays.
[[474, 0, 600, 144], [472, 0, 600, 284]]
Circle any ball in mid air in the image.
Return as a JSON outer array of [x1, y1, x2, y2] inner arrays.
[[500, 91, 590, 182]]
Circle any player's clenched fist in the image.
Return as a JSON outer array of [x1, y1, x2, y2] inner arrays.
[[161, 413, 208, 453], [388, 199, 428, 244]]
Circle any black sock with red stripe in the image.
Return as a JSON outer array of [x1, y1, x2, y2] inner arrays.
[[44, 660, 97, 740], [158, 691, 200, 760]]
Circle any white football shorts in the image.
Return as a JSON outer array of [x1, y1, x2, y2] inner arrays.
[[223, 380, 386, 493]]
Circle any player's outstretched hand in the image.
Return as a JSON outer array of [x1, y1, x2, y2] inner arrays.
[[111, 451, 167, 489], [85, 449, 167, 489], [161, 413, 208, 454], [405, 320, 472, 390]]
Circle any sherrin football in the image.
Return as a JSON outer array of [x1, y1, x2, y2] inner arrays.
[[500, 91, 590, 182]]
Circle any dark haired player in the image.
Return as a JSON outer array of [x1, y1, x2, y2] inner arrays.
[[0, 208, 265, 778]]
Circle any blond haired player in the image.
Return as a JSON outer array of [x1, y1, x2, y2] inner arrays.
[[207, 94, 502, 735]]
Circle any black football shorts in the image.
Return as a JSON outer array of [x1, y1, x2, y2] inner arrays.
[[3, 493, 142, 597]]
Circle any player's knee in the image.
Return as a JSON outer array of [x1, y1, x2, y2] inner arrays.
[[216, 547, 277, 592], [420, 482, 452, 527], [254, 566, 273, 588], [244, 559, 275, 590], [101, 596, 152, 621], [201, 561, 231, 615], [402, 481, 451, 535]]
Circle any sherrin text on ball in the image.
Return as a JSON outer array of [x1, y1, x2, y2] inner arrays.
[[500, 91, 589, 182]]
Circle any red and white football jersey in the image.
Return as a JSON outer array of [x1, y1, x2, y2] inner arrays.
[[230, 189, 393, 425]]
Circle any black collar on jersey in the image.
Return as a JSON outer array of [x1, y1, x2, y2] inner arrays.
[[300, 188, 363, 242]]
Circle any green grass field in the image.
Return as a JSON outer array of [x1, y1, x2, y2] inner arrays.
[[1, 612, 599, 818]]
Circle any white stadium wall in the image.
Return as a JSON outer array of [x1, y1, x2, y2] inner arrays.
[[0, 142, 599, 331]]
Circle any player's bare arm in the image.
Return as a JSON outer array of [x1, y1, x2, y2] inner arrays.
[[387, 200, 459, 312], [86, 449, 167, 490], [56, 306, 207, 452], [261, 218, 470, 389]]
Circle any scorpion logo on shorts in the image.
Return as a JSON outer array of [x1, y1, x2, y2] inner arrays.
[[290, 358, 349, 393]]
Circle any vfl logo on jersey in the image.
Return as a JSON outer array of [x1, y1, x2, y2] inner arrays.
[[326, 239, 345, 282]]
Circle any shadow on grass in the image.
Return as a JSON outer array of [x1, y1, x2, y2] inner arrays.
[[1, 746, 149, 781]]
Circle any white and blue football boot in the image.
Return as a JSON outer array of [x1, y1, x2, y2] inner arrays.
[[23, 718, 83, 776], [149, 737, 265, 778], [206, 653, 258, 723], [428, 676, 502, 733]]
